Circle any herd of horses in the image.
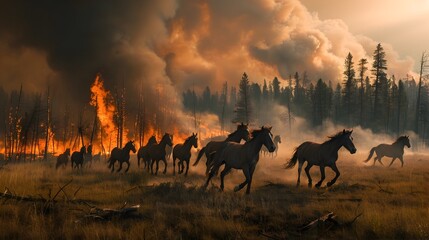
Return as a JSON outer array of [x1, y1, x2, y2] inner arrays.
[[55, 123, 412, 194]]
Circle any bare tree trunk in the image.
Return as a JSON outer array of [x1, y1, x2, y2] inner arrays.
[[44, 86, 50, 160]]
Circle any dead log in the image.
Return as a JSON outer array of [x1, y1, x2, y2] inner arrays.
[[76, 203, 141, 222], [298, 211, 362, 233]]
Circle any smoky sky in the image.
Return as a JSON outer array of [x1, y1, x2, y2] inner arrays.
[[0, 0, 416, 113]]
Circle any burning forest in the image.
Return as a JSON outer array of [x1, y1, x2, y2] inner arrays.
[[0, 0, 429, 239]]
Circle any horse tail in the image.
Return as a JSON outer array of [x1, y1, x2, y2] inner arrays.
[[284, 148, 298, 169], [193, 147, 206, 166], [364, 147, 376, 163]]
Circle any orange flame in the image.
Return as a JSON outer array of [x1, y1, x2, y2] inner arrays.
[[90, 73, 117, 138]]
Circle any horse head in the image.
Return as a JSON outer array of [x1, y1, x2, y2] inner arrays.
[[237, 123, 251, 141], [191, 133, 198, 148], [65, 148, 71, 156], [403, 135, 411, 148], [341, 129, 357, 154], [257, 126, 276, 152], [163, 133, 173, 147], [148, 135, 157, 145], [126, 140, 137, 153], [80, 146, 86, 154], [275, 135, 282, 144]]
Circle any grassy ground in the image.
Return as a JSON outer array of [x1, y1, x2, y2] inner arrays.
[[0, 152, 428, 240]]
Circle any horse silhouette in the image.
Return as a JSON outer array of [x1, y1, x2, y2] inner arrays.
[[364, 136, 411, 167], [285, 129, 357, 188], [56, 148, 70, 169], [71, 146, 86, 170], [148, 133, 173, 175], [172, 133, 198, 176], [108, 141, 137, 173], [83, 144, 93, 167], [261, 135, 281, 157], [194, 123, 250, 175], [137, 136, 157, 170], [205, 126, 276, 194]]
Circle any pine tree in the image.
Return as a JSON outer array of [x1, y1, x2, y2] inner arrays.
[[233, 72, 252, 124], [397, 80, 408, 134], [342, 52, 357, 126], [371, 43, 388, 131], [358, 58, 368, 126], [312, 79, 332, 126], [272, 77, 281, 101]]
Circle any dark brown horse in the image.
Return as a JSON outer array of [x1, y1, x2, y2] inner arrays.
[[364, 136, 411, 167], [56, 148, 70, 169], [172, 133, 198, 176], [71, 146, 86, 170], [285, 129, 357, 188], [83, 144, 93, 167], [148, 133, 173, 175], [108, 141, 137, 173], [193, 123, 250, 174], [137, 136, 157, 170], [205, 126, 276, 194]]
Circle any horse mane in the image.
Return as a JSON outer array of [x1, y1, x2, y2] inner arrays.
[[394, 136, 408, 143], [249, 127, 271, 141], [326, 130, 351, 142]]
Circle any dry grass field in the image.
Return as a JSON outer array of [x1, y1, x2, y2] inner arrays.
[[0, 151, 428, 240]]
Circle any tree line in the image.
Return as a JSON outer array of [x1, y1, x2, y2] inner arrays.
[[183, 44, 429, 144]]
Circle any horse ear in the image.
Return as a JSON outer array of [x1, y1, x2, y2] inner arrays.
[[268, 126, 272, 131], [350, 129, 353, 133], [343, 129, 346, 133]]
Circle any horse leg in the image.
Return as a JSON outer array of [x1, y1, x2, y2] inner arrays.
[[150, 159, 155, 174], [315, 166, 325, 189], [304, 163, 313, 188], [246, 165, 257, 194], [220, 165, 232, 191], [185, 159, 189, 176], [138, 157, 141, 168], [110, 160, 115, 173], [388, 158, 397, 167], [297, 161, 304, 187], [155, 160, 159, 175], [234, 167, 250, 193], [117, 161, 123, 172], [173, 157, 176, 175], [125, 160, 130, 172], [162, 158, 167, 174], [399, 156, 404, 167], [327, 164, 340, 187], [378, 156, 384, 166]]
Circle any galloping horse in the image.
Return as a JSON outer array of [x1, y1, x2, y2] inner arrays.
[[83, 144, 93, 167], [205, 126, 276, 194], [71, 146, 86, 170], [172, 133, 198, 176], [364, 136, 411, 167], [56, 148, 70, 169], [285, 129, 357, 188], [261, 135, 281, 157], [108, 141, 137, 173], [137, 136, 157, 170], [148, 133, 173, 175], [193, 123, 250, 174]]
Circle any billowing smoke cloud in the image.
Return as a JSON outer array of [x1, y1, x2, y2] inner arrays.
[[0, 0, 416, 137]]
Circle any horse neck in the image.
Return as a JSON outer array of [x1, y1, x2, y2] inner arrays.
[[246, 136, 265, 154], [324, 138, 344, 154], [159, 138, 170, 148], [226, 131, 243, 143], [393, 141, 406, 149], [123, 144, 133, 154], [183, 140, 194, 151]]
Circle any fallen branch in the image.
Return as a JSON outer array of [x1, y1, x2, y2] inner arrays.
[[376, 180, 393, 194], [298, 211, 363, 233], [75, 203, 141, 222]]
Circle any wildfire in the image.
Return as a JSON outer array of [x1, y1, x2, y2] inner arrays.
[[90, 73, 117, 141]]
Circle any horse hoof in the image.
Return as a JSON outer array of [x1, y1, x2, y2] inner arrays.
[[308, 183, 312, 188], [327, 181, 334, 187], [315, 184, 321, 189], [233, 186, 240, 192]]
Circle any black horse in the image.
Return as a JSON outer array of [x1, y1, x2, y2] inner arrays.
[[285, 129, 357, 188], [193, 123, 250, 175], [148, 133, 173, 175], [56, 148, 70, 169], [137, 136, 157, 171], [108, 141, 137, 173], [71, 146, 86, 170], [172, 133, 198, 176]]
